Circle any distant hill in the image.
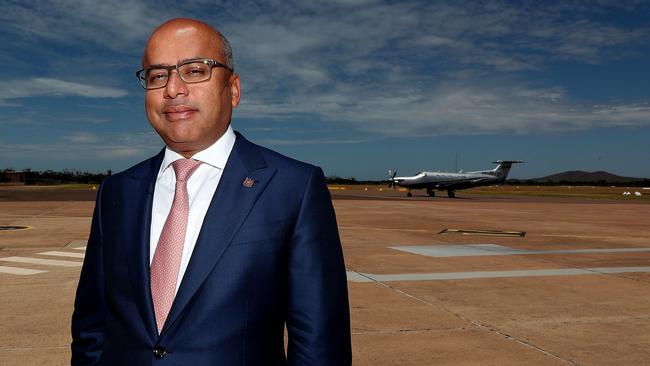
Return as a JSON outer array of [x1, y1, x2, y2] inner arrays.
[[530, 170, 645, 184]]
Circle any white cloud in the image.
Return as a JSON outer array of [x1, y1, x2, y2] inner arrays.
[[1, 1, 648, 138], [222, 1, 650, 137], [63, 132, 101, 144], [0, 78, 128, 103], [236, 81, 650, 138], [0, 0, 166, 51], [0, 131, 162, 162]]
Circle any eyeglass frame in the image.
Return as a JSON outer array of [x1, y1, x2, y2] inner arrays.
[[135, 58, 234, 90]]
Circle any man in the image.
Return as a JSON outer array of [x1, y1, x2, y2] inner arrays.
[[71, 18, 351, 365]]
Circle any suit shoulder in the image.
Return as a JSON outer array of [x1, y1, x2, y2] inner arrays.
[[237, 133, 319, 178], [107, 150, 164, 180], [258, 145, 316, 174], [240, 137, 330, 210], [97, 150, 164, 193]]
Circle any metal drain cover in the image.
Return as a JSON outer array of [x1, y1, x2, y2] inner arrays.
[[0, 225, 30, 231]]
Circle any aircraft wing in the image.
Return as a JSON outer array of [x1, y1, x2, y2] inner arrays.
[[434, 177, 492, 190]]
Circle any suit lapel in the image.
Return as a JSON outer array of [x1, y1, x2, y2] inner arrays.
[[123, 149, 164, 338], [162, 133, 276, 335]]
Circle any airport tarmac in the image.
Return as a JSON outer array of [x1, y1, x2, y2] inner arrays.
[[1, 185, 649, 365]]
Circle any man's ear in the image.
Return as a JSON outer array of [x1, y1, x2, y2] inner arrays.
[[230, 74, 241, 108]]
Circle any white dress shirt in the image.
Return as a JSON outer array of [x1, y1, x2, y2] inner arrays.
[[150, 125, 236, 295]]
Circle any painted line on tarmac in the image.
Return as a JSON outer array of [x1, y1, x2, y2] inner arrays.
[[0, 256, 82, 267], [64, 240, 88, 249], [0, 266, 47, 275], [346, 271, 372, 282], [391, 244, 650, 257], [73, 246, 87, 250], [38, 251, 85, 259], [347, 266, 650, 282]]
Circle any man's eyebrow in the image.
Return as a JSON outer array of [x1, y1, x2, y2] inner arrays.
[[146, 57, 210, 68], [146, 63, 169, 68], [180, 57, 208, 63]]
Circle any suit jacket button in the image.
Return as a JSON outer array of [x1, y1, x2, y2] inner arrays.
[[153, 346, 166, 358]]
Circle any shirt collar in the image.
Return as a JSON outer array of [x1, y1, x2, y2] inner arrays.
[[158, 125, 236, 176]]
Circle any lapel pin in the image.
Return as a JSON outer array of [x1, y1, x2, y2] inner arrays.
[[242, 177, 255, 188]]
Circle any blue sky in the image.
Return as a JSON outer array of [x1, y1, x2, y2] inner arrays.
[[1, 0, 649, 180]]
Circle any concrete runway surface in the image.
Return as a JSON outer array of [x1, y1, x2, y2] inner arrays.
[[1, 185, 649, 365]]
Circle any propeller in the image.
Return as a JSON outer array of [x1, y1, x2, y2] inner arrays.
[[387, 170, 398, 189]]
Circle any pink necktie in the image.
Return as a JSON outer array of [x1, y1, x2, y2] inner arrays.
[[151, 158, 202, 333]]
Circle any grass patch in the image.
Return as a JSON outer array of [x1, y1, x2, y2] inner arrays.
[[467, 186, 650, 201]]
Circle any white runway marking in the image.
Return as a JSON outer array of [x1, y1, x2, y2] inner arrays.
[[347, 266, 650, 282], [0, 256, 82, 267], [346, 271, 371, 282], [39, 251, 85, 259], [73, 246, 87, 250], [65, 240, 88, 249], [0, 266, 47, 275], [391, 244, 650, 257]]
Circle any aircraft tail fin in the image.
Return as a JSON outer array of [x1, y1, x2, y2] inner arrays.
[[491, 160, 525, 180]]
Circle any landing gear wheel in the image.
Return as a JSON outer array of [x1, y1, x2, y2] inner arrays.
[[407, 191, 412, 197], [447, 190, 455, 198], [427, 189, 435, 197]]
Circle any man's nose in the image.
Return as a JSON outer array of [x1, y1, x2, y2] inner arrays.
[[164, 70, 189, 98]]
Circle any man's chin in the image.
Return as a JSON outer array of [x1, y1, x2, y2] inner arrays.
[[165, 139, 205, 155]]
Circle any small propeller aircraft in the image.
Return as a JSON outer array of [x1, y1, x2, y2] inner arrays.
[[388, 160, 524, 198]]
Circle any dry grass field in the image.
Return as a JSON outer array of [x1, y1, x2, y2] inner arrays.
[[328, 183, 650, 202]]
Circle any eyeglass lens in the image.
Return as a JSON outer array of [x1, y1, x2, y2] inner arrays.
[[144, 62, 212, 89]]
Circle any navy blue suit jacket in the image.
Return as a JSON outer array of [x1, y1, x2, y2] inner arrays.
[[71, 132, 351, 365]]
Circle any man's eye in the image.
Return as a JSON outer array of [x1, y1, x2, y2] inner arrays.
[[183, 66, 208, 78], [147, 71, 168, 83]]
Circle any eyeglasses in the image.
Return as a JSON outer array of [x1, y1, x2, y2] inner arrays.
[[135, 58, 233, 90]]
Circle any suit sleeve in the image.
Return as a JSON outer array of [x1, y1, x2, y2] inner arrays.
[[286, 167, 352, 365], [71, 180, 107, 365]]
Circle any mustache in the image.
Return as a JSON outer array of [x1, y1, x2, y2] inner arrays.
[[162, 102, 198, 113]]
